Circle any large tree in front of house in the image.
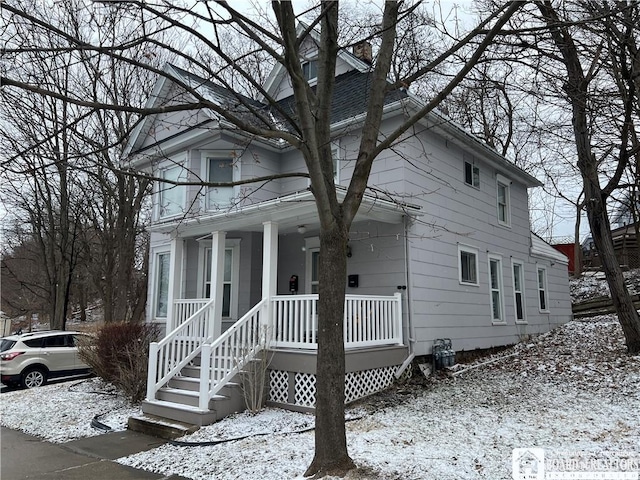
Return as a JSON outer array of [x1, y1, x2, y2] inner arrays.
[[1, 0, 523, 475]]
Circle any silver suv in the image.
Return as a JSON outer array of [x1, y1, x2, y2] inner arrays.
[[0, 331, 91, 388]]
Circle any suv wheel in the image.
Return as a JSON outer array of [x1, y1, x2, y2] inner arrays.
[[21, 367, 47, 388]]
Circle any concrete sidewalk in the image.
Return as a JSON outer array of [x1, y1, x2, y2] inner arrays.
[[1, 427, 190, 479]]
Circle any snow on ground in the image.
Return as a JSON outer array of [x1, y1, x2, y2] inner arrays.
[[2, 272, 639, 479], [570, 268, 640, 301]]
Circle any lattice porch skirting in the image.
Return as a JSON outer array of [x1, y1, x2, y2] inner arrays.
[[268, 365, 398, 409]]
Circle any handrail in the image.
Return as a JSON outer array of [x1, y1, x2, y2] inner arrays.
[[146, 299, 214, 402], [271, 293, 403, 349], [198, 298, 267, 410]]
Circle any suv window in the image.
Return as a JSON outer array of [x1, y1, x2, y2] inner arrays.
[[0, 339, 16, 352], [24, 338, 43, 348], [43, 335, 69, 348]]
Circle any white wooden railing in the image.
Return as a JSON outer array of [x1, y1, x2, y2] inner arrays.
[[147, 293, 402, 409], [271, 293, 403, 349], [174, 299, 209, 328], [146, 299, 214, 402], [198, 298, 266, 410]]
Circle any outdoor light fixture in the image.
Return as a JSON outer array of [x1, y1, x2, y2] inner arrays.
[[297, 225, 307, 234]]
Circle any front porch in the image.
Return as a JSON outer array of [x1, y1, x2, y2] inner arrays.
[[144, 292, 407, 425], [143, 192, 416, 425]]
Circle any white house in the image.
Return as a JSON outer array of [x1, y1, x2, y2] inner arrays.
[[125, 39, 572, 425]]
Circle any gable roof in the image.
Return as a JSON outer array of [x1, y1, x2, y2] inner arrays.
[[124, 60, 541, 189]]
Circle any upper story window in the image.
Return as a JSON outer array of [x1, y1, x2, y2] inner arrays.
[[302, 59, 318, 81], [158, 163, 185, 219], [206, 156, 234, 209], [496, 174, 511, 226], [464, 161, 480, 188], [458, 244, 479, 286]]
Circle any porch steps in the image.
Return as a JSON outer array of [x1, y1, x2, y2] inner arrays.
[[142, 355, 247, 427]]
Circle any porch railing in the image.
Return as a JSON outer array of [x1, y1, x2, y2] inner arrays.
[[198, 298, 266, 410], [271, 293, 403, 349], [146, 299, 214, 402], [174, 299, 210, 328]]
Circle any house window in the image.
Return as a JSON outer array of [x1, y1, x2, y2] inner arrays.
[[207, 156, 234, 208], [537, 266, 549, 312], [458, 245, 479, 286], [204, 245, 238, 318], [496, 174, 511, 225], [332, 142, 340, 184], [512, 261, 526, 323], [154, 251, 170, 318], [302, 59, 318, 81], [489, 255, 504, 323], [310, 249, 320, 293], [158, 164, 185, 218], [464, 161, 480, 188], [305, 237, 321, 293]]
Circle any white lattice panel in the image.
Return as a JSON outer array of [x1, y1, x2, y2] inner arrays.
[[294, 372, 316, 407], [290, 366, 398, 407], [345, 366, 396, 403], [269, 370, 289, 404]]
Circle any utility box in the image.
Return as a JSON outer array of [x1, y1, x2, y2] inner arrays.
[[433, 338, 455, 370]]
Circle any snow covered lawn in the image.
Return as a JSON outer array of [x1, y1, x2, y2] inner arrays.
[[2, 312, 638, 479]]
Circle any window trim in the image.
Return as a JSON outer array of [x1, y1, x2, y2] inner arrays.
[[202, 151, 236, 210], [512, 259, 527, 324], [464, 161, 480, 188], [332, 141, 340, 185], [488, 254, 506, 325], [151, 246, 171, 320], [496, 174, 511, 227], [458, 244, 480, 286], [302, 59, 318, 82], [305, 237, 320, 293], [537, 265, 550, 313], [156, 156, 187, 220]]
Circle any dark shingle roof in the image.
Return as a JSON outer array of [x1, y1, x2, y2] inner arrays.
[[169, 65, 407, 133], [276, 70, 408, 125]]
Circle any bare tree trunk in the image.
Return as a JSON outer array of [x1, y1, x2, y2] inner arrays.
[[538, 1, 640, 353], [305, 223, 355, 476], [574, 202, 583, 277]]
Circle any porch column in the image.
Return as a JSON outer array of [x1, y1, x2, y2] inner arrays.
[[262, 221, 278, 299], [262, 221, 278, 335], [209, 230, 226, 340], [166, 235, 184, 333]]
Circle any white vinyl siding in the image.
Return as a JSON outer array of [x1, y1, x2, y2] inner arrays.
[[488, 255, 505, 324], [458, 245, 479, 286]]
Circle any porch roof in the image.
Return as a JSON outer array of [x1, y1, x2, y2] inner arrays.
[[150, 188, 421, 237]]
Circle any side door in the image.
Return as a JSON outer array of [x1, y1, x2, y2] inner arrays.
[[41, 334, 76, 375]]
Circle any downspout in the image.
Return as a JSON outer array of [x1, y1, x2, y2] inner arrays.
[[395, 215, 416, 378]]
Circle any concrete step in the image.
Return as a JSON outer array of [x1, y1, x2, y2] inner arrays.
[[127, 414, 199, 440], [141, 399, 218, 426]]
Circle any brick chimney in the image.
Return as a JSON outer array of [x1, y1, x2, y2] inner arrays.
[[352, 41, 373, 63]]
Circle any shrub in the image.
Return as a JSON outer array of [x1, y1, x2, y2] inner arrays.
[[78, 322, 159, 403]]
